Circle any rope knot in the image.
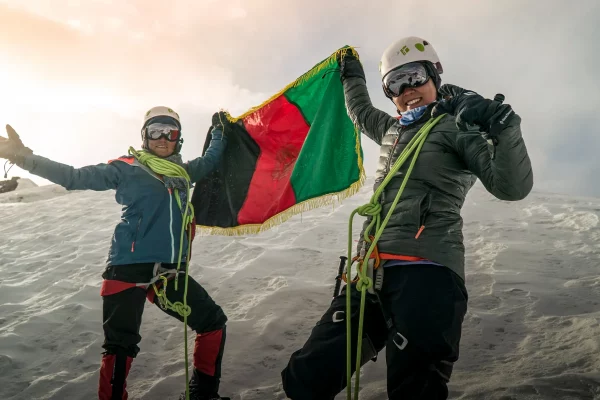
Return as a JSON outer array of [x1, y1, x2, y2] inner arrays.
[[173, 302, 192, 317], [356, 276, 372, 291], [357, 202, 382, 217]]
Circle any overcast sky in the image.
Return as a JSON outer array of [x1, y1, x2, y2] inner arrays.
[[1, 0, 598, 197]]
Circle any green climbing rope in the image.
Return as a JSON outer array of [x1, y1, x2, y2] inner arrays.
[[128, 147, 195, 400], [345, 114, 446, 400]]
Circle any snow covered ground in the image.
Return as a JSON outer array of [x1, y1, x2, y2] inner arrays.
[[1, 178, 599, 400]]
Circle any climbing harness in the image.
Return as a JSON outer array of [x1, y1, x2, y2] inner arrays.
[[343, 114, 446, 400], [128, 147, 196, 400], [333, 256, 348, 298]]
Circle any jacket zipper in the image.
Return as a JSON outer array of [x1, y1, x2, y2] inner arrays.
[[131, 216, 143, 252], [415, 194, 432, 239], [144, 173, 175, 262], [128, 162, 176, 257], [145, 170, 175, 261], [386, 137, 399, 174], [168, 188, 175, 263], [386, 126, 406, 174]]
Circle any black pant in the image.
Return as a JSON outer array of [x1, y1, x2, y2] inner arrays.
[[282, 264, 468, 400], [102, 263, 227, 357], [99, 263, 228, 399]]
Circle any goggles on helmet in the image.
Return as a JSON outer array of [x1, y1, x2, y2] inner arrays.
[[144, 123, 181, 142], [382, 62, 430, 98]]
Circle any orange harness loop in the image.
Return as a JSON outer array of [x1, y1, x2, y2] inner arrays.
[[341, 236, 381, 283]]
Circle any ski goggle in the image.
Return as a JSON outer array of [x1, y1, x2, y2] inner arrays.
[[144, 123, 181, 141], [382, 62, 430, 98]]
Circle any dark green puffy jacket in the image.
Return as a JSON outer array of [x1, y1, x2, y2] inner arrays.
[[343, 76, 533, 281]]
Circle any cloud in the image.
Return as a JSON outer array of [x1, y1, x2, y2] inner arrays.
[[0, 0, 598, 196], [0, 1, 271, 183]]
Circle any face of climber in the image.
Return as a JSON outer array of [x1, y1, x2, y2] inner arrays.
[[147, 137, 177, 158], [145, 122, 180, 158], [383, 62, 438, 113], [391, 79, 437, 113]]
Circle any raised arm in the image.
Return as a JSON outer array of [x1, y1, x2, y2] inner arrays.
[[339, 51, 396, 145], [186, 113, 228, 183], [434, 84, 533, 200], [455, 115, 533, 200]]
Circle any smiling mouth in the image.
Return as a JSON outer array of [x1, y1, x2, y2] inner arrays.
[[406, 97, 422, 107]]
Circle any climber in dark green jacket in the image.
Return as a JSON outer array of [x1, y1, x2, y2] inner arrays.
[[282, 36, 533, 400]]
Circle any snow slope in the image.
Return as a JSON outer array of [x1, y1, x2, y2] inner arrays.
[[0, 179, 599, 400]]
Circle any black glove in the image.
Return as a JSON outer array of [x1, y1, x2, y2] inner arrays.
[[336, 47, 365, 83], [212, 111, 231, 134], [0, 125, 33, 164], [432, 84, 515, 135]]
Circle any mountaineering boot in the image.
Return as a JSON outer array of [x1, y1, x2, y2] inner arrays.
[[178, 368, 230, 400], [179, 328, 228, 399], [98, 350, 133, 400]]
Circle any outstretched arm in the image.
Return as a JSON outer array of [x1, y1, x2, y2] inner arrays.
[[0, 124, 120, 190], [19, 155, 122, 191]]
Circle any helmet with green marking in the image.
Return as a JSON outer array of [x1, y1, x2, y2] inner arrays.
[[379, 36, 444, 101], [379, 36, 443, 79]]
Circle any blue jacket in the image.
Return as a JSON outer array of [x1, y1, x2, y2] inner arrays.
[[19, 129, 226, 267]]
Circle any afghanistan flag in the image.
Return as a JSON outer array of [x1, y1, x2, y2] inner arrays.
[[192, 47, 365, 235]]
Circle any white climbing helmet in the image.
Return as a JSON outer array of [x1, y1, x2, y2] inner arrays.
[[379, 36, 443, 80], [141, 106, 184, 154], [142, 106, 181, 129]]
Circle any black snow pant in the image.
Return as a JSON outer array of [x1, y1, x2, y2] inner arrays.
[[99, 263, 228, 400], [282, 264, 468, 400]]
